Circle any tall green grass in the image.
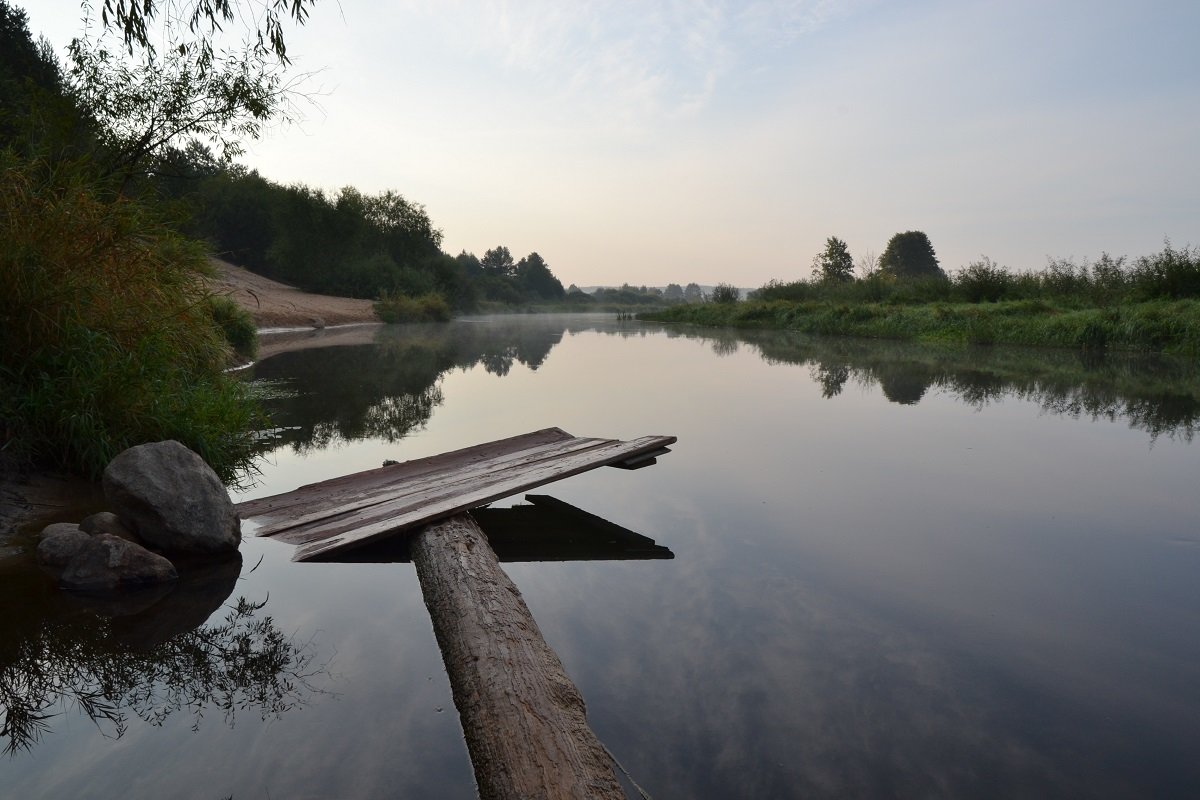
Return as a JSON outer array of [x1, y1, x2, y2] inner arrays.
[[0, 155, 264, 482]]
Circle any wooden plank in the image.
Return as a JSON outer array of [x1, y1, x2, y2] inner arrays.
[[251, 435, 611, 538], [411, 513, 625, 799], [291, 435, 675, 561], [237, 427, 575, 520]]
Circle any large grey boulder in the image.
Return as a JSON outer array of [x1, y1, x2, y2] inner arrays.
[[59, 534, 178, 591], [103, 441, 241, 556]]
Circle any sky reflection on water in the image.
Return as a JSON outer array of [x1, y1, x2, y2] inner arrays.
[[3, 315, 1199, 798]]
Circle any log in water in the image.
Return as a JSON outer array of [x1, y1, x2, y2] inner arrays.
[[411, 513, 624, 800]]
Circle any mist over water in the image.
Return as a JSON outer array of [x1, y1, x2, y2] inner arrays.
[[4, 314, 1198, 798]]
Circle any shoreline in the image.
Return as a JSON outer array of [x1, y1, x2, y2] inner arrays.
[[642, 298, 1200, 356], [208, 258, 379, 329]]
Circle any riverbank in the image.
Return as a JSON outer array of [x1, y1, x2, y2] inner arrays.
[[208, 259, 379, 329], [641, 298, 1200, 355]]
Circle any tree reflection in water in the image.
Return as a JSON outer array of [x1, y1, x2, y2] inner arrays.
[[0, 556, 330, 755], [660, 326, 1200, 441]]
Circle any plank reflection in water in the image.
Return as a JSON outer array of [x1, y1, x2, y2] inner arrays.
[[306, 494, 674, 563]]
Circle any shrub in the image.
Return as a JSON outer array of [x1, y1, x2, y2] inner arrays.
[[0, 155, 263, 481], [954, 257, 1011, 303], [710, 283, 741, 304], [374, 291, 452, 323]]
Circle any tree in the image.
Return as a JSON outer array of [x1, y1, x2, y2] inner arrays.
[[710, 283, 740, 304], [64, 0, 317, 188], [480, 246, 515, 278], [663, 283, 683, 301], [683, 282, 705, 302], [96, 0, 319, 68], [515, 252, 565, 300], [879, 231, 943, 279], [811, 236, 854, 283]]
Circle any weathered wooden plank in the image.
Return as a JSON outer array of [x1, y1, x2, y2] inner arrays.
[[411, 513, 625, 800], [251, 435, 611, 538], [291, 435, 675, 561], [237, 427, 575, 519]]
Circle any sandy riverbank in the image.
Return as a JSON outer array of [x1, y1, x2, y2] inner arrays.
[[208, 258, 379, 329]]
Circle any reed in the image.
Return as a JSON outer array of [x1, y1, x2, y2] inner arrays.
[[0, 155, 263, 482]]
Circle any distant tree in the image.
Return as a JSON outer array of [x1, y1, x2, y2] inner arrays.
[[455, 251, 482, 277], [879, 231, 943, 279], [480, 246, 515, 278], [663, 283, 684, 301], [683, 282, 705, 302], [515, 252, 565, 300], [710, 283, 740, 304], [811, 236, 855, 283], [856, 249, 880, 278]]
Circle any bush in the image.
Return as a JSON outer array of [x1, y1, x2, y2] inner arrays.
[[0, 155, 263, 481], [710, 283, 741, 304], [374, 291, 452, 323], [954, 257, 1012, 303]]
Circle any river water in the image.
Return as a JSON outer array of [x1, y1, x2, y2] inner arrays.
[[3, 314, 1199, 798]]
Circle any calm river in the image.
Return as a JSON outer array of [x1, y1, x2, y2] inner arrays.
[[3, 314, 1200, 798]]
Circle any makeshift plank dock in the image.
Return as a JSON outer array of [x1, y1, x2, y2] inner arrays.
[[237, 427, 675, 561]]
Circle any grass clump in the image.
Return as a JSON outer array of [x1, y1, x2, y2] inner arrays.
[[374, 291, 452, 323], [208, 295, 258, 359], [0, 156, 263, 482]]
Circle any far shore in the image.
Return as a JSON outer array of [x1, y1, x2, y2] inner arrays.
[[208, 258, 379, 329]]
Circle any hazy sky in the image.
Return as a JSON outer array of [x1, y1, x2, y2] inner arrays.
[[26, 0, 1200, 287]]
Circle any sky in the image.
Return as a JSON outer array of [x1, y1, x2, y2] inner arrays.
[[23, 0, 1200, 287]]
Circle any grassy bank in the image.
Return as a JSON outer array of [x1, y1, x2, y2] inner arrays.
[[643, 298, 1200, 355], [0, 157, 264, 482], [643, 246, 1200, 355]]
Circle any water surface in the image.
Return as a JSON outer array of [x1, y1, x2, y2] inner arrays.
[[3, 314, 1199, 798]]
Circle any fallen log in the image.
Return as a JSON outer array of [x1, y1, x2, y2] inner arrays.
[[411, 513, 624, 800]]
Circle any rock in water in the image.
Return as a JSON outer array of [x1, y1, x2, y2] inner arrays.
[[37, 523, 92, 569], [59, 534, 178, 591], [80, 511, 139, 543], [103, 441, 241, 556]]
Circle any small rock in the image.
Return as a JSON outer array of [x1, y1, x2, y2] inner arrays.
[[59, 534, 178, 592], [37, 524, 92, 570], [80, 511, 139, 542], [310, 316, 326, 329], [102, 440, 240, 556]]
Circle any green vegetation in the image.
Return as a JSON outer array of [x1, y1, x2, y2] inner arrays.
[[811, 236, 855, 283], [0, 0, 577, 481], [0, 0, 284, 480], [0, 154, 263, 480], [208, 296, 258, 360], [646, 241, 1200, 356], [374, 292, 453, 323]]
